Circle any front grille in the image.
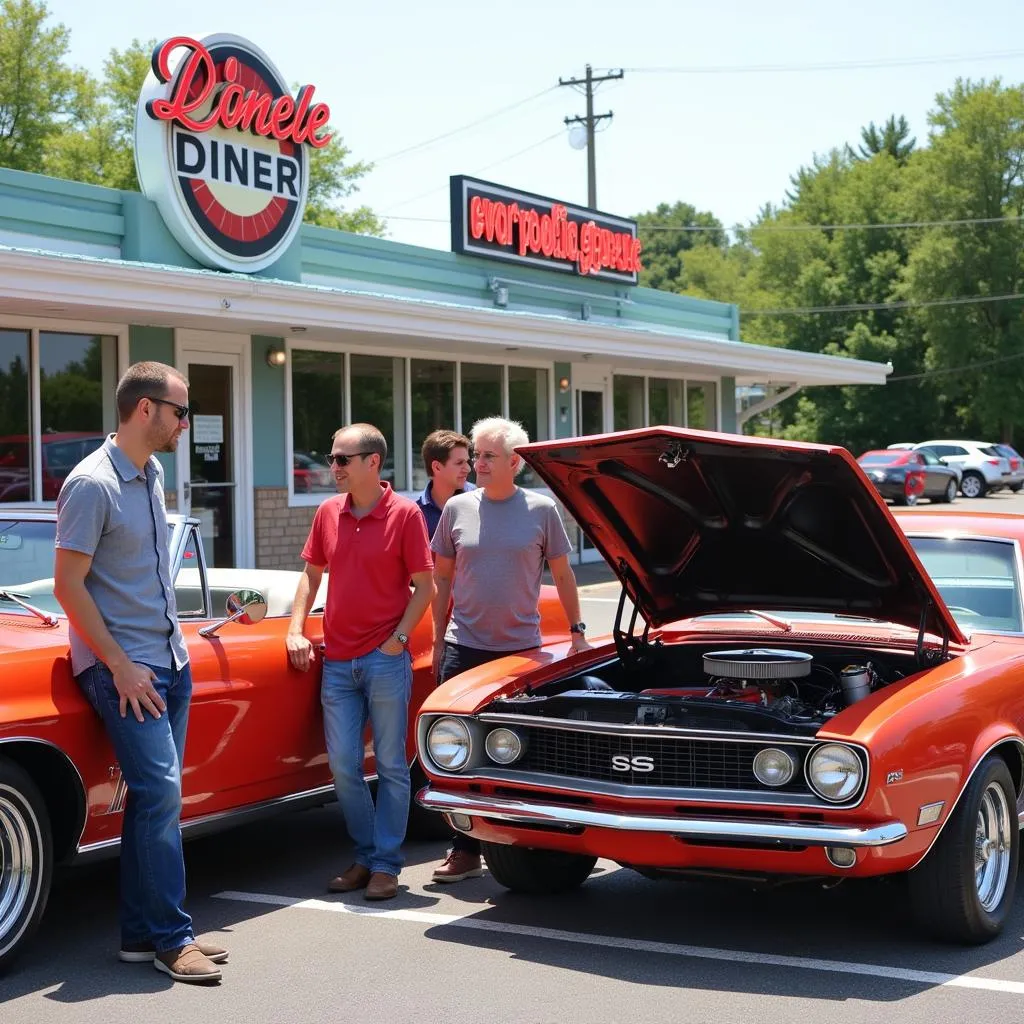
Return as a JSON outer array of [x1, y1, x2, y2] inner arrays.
[[516, 727, 810, 794]]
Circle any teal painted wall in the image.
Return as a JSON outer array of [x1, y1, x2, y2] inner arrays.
[[252, 336, 288, 486], [720, 377, 737, 433]]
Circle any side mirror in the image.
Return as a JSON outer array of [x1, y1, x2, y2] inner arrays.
[[226, 588, 268, 626]]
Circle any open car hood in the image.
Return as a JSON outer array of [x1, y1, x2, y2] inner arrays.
[[518, 427, 965, 643]]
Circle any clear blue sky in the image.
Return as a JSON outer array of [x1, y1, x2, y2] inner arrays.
[[46, 0, 1024, 250]]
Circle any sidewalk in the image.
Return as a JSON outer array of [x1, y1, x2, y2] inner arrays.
[[543, 559, 620, 592]]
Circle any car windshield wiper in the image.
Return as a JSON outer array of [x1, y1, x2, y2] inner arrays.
[[0, 590, 59, 626]]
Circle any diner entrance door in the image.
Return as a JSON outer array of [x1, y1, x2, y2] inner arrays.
[[175, 331, 253, 568]]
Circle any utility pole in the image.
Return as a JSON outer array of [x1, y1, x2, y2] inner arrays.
[[559, 64, 623, 209]]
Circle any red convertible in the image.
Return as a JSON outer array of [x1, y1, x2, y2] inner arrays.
[[0, 509, 569, 970], [416, 427, 1024, 944]]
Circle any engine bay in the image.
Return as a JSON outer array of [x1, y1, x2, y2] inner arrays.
[[485, 643, 921, 736]]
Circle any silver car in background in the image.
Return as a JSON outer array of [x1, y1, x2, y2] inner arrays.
[[897, 440, 1012, 498]]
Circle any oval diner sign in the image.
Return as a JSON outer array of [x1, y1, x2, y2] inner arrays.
[[135, 34, 332, 273]]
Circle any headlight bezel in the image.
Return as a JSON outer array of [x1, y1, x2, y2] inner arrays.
[[425, 716, 473, 772], [805, 742, 865, 803]]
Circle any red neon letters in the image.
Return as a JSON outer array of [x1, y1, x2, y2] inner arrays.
[[468, 196, 643, 276], [146, 36, 332, 149]]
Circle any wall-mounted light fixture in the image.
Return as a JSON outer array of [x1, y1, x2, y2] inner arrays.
[[558, 376, 570, 393], [265, 346, 286, 368]]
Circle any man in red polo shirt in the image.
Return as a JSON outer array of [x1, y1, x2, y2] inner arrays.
[[286, 423, 434, 901]]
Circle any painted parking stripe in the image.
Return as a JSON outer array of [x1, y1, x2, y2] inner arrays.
[[214, 889, 1024, 995]]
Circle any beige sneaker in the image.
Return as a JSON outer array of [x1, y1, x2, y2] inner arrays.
[[154, 943, 222, 983]]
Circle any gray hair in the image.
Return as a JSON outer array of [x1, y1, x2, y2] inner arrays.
[[470, 417, 529, 476]]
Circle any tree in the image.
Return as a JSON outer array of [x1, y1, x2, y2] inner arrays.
[[0, 0, 85, 171], [634, 201, 726, 292], [853, 115, 916, 164]]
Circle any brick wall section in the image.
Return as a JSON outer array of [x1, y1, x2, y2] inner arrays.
[[255, 488, 317, 569]]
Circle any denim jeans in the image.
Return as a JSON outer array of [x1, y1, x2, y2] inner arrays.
[[321, 648, 413, 876], [438, 643, 529, 855], [77, 660, 194, 953]]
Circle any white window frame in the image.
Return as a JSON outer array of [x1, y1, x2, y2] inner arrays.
[[0, 317, 128, 506], [284, 337, 553, 507]]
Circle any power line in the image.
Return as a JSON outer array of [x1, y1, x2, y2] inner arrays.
[[620, 49, 1024, 75], [369, 87, 557, 165], [558, 65, 624, 207], [742, 292, 1024, 316], [888, 351, 1024, 382]]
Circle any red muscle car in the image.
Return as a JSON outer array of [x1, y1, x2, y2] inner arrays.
[[416, 427, 1024, 944], [0, 509, 569, 970]]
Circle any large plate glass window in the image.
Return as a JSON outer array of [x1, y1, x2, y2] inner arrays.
[[613, 374, 645, 430], [648, 377, 684, 426], [350, 354, 407, 490], [509, 366, 549, 488], [686, 381, 717, 430], [290, 349, 342, 496], [411, 359, 455, 491]]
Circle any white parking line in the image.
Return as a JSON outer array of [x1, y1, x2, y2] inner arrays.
[[214, 889, 1024, 995]]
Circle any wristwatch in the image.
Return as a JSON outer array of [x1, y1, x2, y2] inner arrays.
[[569, 622, 587, 635], [393, 631, 409, 646]]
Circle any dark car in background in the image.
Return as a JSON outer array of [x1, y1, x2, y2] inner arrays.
[[857, 449, 959, 505], [992, 444, 1024, 492]]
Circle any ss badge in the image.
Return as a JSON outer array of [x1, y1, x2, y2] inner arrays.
[[612, 755, 655, 773]]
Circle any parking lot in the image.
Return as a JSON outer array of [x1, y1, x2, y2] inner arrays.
[[4, 488, 1024, 1023]]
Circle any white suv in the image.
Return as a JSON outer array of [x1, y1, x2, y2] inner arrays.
[[894, 440, 1012, 498]]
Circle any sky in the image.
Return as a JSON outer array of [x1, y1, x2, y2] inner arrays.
[[44, 0, 1024, 252]]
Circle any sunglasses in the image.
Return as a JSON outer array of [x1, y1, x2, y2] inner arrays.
[[145, 396, 190, 421], [327, 451, 374, 467]]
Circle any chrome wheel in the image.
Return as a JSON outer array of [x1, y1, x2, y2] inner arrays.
[[975, 781, 1012, 912], [961, 473, 985, 498], [0, 794, 35, 943]]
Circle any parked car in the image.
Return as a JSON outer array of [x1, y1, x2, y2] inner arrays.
[[0, 508, 570, 970], [0, 433, 106, 502], [857, 449, 958, 505], [417, 427, 1024, 944], [890, 440, 1011, 498], [991, 444, 1024, 492], [292, 451, 333, 492]]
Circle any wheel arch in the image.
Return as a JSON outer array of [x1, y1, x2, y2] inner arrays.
[[909, 735, 1024, 870], [0, 738, 87, 862]]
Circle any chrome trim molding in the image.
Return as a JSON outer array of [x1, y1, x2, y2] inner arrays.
[[416, 787, 908, 848]]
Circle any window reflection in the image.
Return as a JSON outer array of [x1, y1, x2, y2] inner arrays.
[[350, 354, 407, 490], [411, 359, 454, 491], [613, 375, 645, 431], [509, 366, 548, 488], [291, 349, 342, 495], [0, 331, 30, 504]]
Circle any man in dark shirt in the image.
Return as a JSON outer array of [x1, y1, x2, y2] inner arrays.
[[415, 430, 474, 539]]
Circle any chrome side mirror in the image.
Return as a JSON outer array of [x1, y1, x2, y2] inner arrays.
[[199, 588, 268, 637]]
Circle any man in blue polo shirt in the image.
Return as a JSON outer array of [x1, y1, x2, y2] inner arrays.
[[416, 430, 474, 539]]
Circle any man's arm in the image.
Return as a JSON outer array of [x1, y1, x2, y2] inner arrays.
[[286, 562, 325, 672], [54, 548, 166, 721], [431, 555, 456, 679], [547, 554, 592, 653], [380, 570, 435, 655]]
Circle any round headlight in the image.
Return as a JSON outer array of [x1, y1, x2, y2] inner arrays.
[[807, 743, 863, 802], [426, 717, 472, 771], [752, 747, 796, 787], [485, 728, 524, 765]]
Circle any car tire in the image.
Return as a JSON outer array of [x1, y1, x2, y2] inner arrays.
[[908, 754, 1018, 944], [1011, 484, 1023, 493], [960, 472, 987, 498], [480, 842, 597, 894], [939, 479, 957, 503], [0, 758, 53, 972], [406, 762, 452, 841]]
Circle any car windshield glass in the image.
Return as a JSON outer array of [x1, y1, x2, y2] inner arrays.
[[908, 536, 1022, 633], [0, 520, 62, 616]]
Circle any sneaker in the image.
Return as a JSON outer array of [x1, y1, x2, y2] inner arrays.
[[432, 849, 484, 883], [120, 940, 228, 964], [153, 944, 222, 984]]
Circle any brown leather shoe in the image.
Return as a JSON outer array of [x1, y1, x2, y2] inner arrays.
[[327, 863, 371, 893], [364, 872, 399, 901], [153, 943, 222, 983], [432, 849, 484, 883], [120, 939, 228, 964]]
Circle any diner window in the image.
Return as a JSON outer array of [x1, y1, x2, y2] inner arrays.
[[350, 353, 407, 490], [687, 381, 717, 430], [613, 375, 645, 430], [290, 349, 342, 495], [410, 359, 455, 491], [509, 366, 549, 488], [0, 331, 117, 504], [648, 377, 685, 426], [460, 363, 502, 437]]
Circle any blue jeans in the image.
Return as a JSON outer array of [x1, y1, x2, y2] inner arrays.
[[77, 660, 194, 953], [321, 648, 413, 876]]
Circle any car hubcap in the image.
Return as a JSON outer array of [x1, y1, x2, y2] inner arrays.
[[947, 481, 956, 501], [974, 782, 1012, 912], [0, 795, 34, 944], [963, 476, 982, 497]]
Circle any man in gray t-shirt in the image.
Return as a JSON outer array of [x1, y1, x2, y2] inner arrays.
[[430, 416, 591, 884]]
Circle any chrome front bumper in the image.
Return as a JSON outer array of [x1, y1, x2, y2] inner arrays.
[[417, 788, 908, 848]]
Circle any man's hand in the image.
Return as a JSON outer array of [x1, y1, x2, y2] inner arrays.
[[111, 660, 165, 721], [379, 635, 405, 657], [286, 631, 315, 672], [570, 634, 593, 655]]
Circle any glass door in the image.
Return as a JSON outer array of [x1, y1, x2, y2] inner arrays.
[[575, 386, 607, 563], [176, 343, 248, 568]]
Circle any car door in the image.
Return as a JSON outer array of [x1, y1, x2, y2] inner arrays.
[[917, 449, 947, 497]]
